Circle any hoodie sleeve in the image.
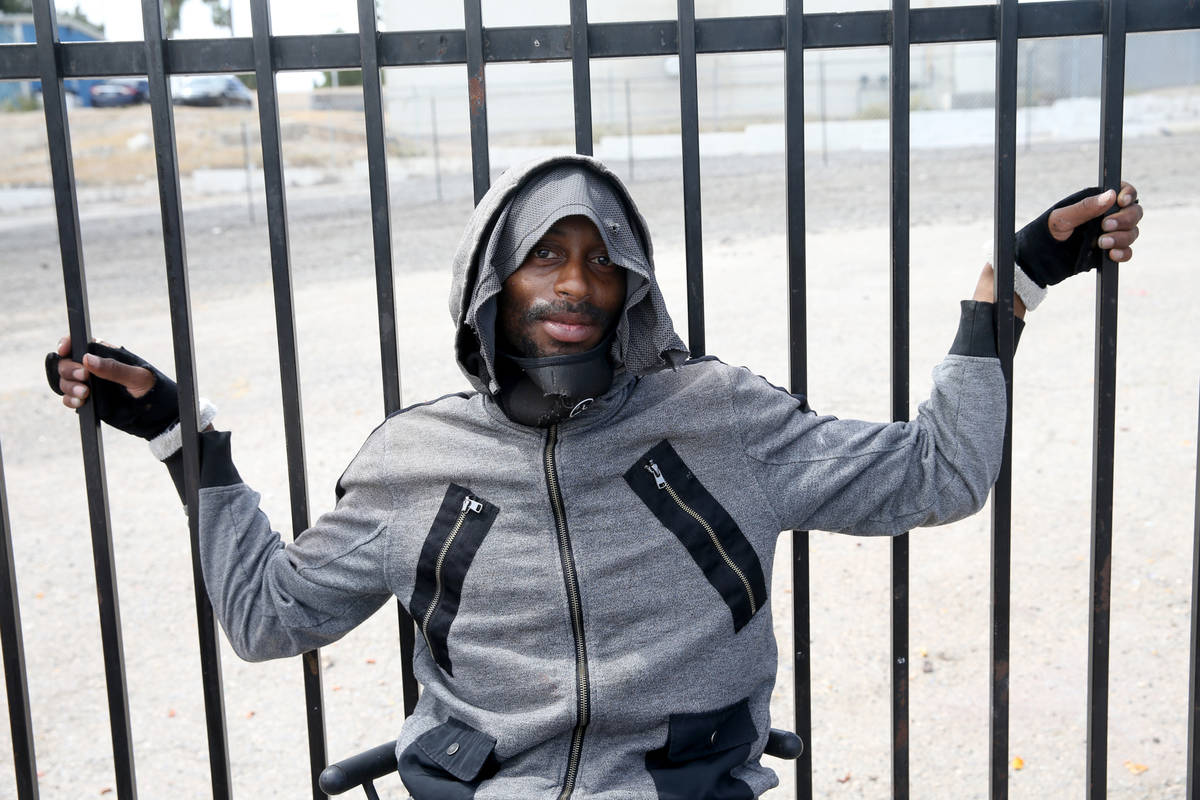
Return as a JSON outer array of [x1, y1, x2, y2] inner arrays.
[[731, 304, 1007, 536], [193, 426, 396, 662]]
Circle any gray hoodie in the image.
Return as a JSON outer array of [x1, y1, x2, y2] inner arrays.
[[192, 154, 1007, 799]]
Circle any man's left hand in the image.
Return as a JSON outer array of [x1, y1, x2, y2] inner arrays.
[[1014, 182, 1145, 298], [1047, 181, 1142, 263]]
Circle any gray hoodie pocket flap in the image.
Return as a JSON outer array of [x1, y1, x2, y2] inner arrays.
[[414, 717, 497, 781], [666, 698, 756, 762]]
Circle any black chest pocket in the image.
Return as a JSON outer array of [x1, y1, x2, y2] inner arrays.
[[409, 484, 499, 676], [624, 440, 767, 632]]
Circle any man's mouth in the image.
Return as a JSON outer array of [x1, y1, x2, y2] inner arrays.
[[539, 317, 599, 343], [525, 302, 612, 345]]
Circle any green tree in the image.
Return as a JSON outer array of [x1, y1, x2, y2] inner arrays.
[[1, 2, 106, 35], [162, 0, 232, 37], [201, 0, 230, 32], [319, 69, 364, 89], [65, 4, 105, 33]]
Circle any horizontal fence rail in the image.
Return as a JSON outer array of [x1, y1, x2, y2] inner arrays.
[[3, 2, 1200, 80], [2, 1, 1198, 798]]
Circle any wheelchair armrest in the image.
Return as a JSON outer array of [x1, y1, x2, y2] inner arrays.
[[318, 739, 399, 795], [764, 728, 804, 760]]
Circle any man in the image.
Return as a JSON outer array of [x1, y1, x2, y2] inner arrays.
[[48, 156, 1142, 799]]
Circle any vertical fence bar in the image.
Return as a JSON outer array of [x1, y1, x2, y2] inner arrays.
[[464, 0, 490, 205], [889, 2, 910, 798], [1189, 383, 1200, 798], [139, 2, 233, 797], [247, 1, 327, 795], [357, 0, 401, 417], [676, 0, 705, 356], [784, 2, 811, 798], [355, 0, 420, 718], [990, 2, 1019, 799], [31, 4, 137, 798], [1088, 1, 1126, 797], [0, 443, 38, 800], [570, 0, 593, 156]]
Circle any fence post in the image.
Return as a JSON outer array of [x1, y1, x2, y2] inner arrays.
[[464, 0, 490, 204], [889, 3, 911, 798], [356, 0, 420, 719], [0, 441, 39, 799], [31, 3, 137, 796], [1087, 1, 1127, 796], [140, 0, 234, 794], [247, 0, 329, 794], [1189, 383, 1200, 798], [676, 0, 705, 357], [570, 0, 593, 156], [784, 2, 812, 798], [990, 1, 1020, 797]]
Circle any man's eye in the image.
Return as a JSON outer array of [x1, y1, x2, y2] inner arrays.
[[533, 248, 554, 259], [593, 254, 612, 267]]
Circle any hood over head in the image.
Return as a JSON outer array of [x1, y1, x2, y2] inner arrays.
[[450, 154, 689, 399]]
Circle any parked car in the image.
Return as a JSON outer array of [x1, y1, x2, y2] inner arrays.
[[172, 75, 253, 108], [89, 78, 149, 108]]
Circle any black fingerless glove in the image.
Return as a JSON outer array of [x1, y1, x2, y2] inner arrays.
[[1014, 186, 1119, 288], [45, 342, 179, 440]]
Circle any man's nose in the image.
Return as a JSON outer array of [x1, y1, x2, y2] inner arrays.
[[553, 254, 590, 299]]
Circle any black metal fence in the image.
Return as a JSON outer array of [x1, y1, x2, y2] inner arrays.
[[1, 1, 1199, 798]]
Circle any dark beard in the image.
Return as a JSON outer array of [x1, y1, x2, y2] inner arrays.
[[512, 298, 616, 358]]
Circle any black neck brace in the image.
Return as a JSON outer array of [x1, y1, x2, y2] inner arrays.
[[495, 336, 614, 427]]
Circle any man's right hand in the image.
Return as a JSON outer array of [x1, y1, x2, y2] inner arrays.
[[47, 337, 180, 441], [51, 336, 154, 407]]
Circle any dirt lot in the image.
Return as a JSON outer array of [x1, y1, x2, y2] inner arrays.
[[4, 94, 446, 187], [0, 121, 1198, 799]]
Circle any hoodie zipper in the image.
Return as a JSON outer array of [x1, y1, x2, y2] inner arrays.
[[420, 494, 483, 651], [545, 424, 590, 800], [644, 459, 757, 616]]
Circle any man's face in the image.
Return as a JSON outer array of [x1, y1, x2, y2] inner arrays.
[[497, 215, 626, 358]]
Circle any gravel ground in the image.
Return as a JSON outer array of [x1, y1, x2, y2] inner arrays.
[[0, 131, 1198, 799]]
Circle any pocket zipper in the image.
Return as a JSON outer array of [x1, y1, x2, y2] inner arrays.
[[421, 494, 483, 651], [644, 460, 757, 615]]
